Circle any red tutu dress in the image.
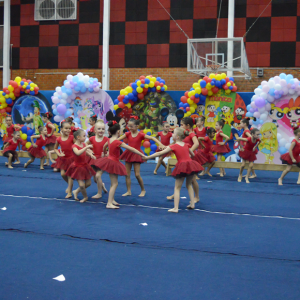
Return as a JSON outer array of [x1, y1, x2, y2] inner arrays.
[[65, 143, 96, 180], [183, 131, 207, 165], [194, 127, 206, 138], [92, 140, 127, 176], [3, 138, 21, 162], [281, 139, 300, 167], [3, 125, 15, 143], [88, 135, 109, 170], [238, 137, 260, 162], [54, 135, 74, 170], [27, 136, 48, 158], [198, 137, 216, 163], [120, 131, 145, 163], [45, 122, 57, 145], [212, 130, 231, 154], [169, 143, 203, 178], [156, 131, 173, 158]]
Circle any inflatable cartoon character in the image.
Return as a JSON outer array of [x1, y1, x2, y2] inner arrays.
[[161, 107, 184, 132], [269, 104, 288, 127], [32, 100, 44, 134], [286, 98, 300, 128], [206, 104, 217, 123], [196, 104, 205, 116], [73, 97, 83, 118], [234, 107, 245, 124]]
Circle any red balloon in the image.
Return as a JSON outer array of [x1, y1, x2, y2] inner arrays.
[[129, 100, 134, 106], [194, 98, 200, 104], [225, 77, 229, 82], [179, 107, 184, 110], [6, 107, 12, 113], [141, 79, 145, 84], [138, 93, 144, 100], [207, 78, 212, 83], [203, 76, 209, 82], [9, 80, 14, 85], [117, 95, 123, 102], [118, 102, 125, 108], [154, 81, 160, 87], [223, 84, 229, 90], [143, 141, 151, 148], [11, 81, 18, 88], [186, 107, 190, 111], [184, 91, 189, 97], [190, 95, 195, 101], [181, 96, 187, 103], [212, 87, 219, 94], [143, 88, 148, 93], [22, 78, 26, 82], [160, 82, 164, 87], [229, 80, 234, 85], [148, 75, 153, 78], [0, 109, 6, 113], [128, 108, 133, 114], [14, 87, 20, 93], [139, 75, 145, 80], [201, 88, 208, 95], [232, 86, 237, 92]]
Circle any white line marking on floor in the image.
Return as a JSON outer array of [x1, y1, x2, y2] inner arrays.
[[0, 193, 300, 221]]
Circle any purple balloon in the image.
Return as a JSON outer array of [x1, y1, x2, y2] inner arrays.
[[255, 97, 265, 108], [57, 104, 67, 115], [249, 108, 254, 113]]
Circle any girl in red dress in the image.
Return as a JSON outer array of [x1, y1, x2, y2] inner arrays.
[[194, 116, 207, 139], [278, 127, 300, 185], [2, 131, 21, 169], [212, 119, 230, 177], [53, 121, 75, 198], [24, 126, 48, 170], [236, 128, 261, 183], [167, 117, 202, 203], [198, 127, 216, 176], [3, 115, 21, 143], [96, 121, 146, 209], [86, 121, 109, 199], [65, 129, 96, 203], [88, 114, 97, 137], [119, 116, 165, 197], [42, 112, 57, 166], [154, 122, 173, 174], [144, 127, 203, 213], [65, 117, 78, 137], [239, 117, 257, 178]]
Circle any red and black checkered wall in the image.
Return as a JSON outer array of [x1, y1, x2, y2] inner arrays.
[[6, 0, 300, 69]]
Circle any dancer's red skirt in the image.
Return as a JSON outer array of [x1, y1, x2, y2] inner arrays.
[[239, 149, 257, 162], [192, 150, 208, 165], [120, 150, 144, 163], [212, 144, 231, 154], [65, 163, 96, 180], [27, 146, 47, 158], [281, 153, 300, 165], [45, 135, 57, 145], [92, 157, 127, 176], [198, 150, 216, 163], [55, 156, 74, 171], [172, 161, 203, 178]]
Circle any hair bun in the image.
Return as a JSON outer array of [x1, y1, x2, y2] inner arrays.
[[184, 130, 190, 136]]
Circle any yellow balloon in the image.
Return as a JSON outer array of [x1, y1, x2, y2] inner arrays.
[[227, 82, 231, 86], [123, 91, 128, 96], [164, 85, 168, 91], [144, 84, 149, 88], [208, 90, 213, 96], [188, 91, 194, 97], [209, 73, 215, 79], [15, 76, 22, 82], [9, 92, 14, 98], [206, 83, 212, 90], [25, 142, 31, 149], [11, 95, 16, 100], [125, 103, 131, 108], [221, 73, 226, 79], [193, 83, 200, 89], [149, 81, 154, 88], [146, 76, 151, 80], [22, 85, 26, 89], [21, 133, 27, 140], [136, 87, 143, 93], [156, 86, 161, 91], [191, 103, 197, 109], [125, 86, 133, 93], [186, 111, 191, 116], [0, 98, 5, 104], [8, 85, 14, 92], [30, 87, 34, 91], [221, 156, 225, 161], [216, 74, 222, 81], [190, 107, 195, 113], [113, 104, 119, 111], [195, 87, 201, 94], [225, 89, 231, 94], [120, 89, 125, 95], [30, 83, 34, 87], [4, 94, 9, 99], [137, 80, 141, 86], [151, 77, 156, 82], [187, 98, 194, 105], [144, 147, 151, 154]]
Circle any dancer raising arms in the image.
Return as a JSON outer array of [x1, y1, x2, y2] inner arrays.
[[24, 126, 48, 170], [278, 127, 300, 185], [86, 120, 109, 199], [153, 121, 172, 174], [95, 121, 146, 209], [119, 116, 165, 197], [42, 112, 56, 166], [212, 119, 230, 177], [65, 129, 96, 203], [2, 131, 21, 168], [194, 116, 207, 139], [53, 121, 75, 198], [144, 127, 203, 213], [236, 128, 261, 183], [2, 115, 21, 144]]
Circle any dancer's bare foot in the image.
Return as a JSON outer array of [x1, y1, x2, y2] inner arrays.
[[187, 204, 195, 209], [278, 178, 283, 186], [106, 204, 119, 209], [5, 162, 8, 166], [194, 198, 200, 203], [24, 162, 28, 168], [220, 173, 224, 177], [65, 193, 72, 199], [168, 208, 178, 213], [73, 189, 79, 201], [238, 175, 242, 182], [245, 177, 250, 184], [249, 174, 257, 179], [65, 188, 69, 194], [167, 195, 174, 200], [80, 197, 88, 203], [195, 176, 200, 180], [205, 171, 212, 177], [40, 167, 44, 170], [8, 165, 13, 169], [102, 183, 108, 193], [44, 162, 49, 166], [297, 180, 300, 185], [199, 171, 205, 176], [92, 193, 102, 199], [122, 191, 132, 197], [112, 200, 120, 206], [153, 170, 157, 175], [14, 161, 20, 165], [139, 190, 146, 197], [53, 168, 59, 172]]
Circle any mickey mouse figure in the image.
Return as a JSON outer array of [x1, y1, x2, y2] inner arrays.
[[160, 107, 184, 132]]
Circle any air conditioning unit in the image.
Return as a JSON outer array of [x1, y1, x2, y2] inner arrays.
[[35, 0, 77, 21]]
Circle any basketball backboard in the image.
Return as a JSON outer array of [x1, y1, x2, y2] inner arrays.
[[187, 37, 251, 79]]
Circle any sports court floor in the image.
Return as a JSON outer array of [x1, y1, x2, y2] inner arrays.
[[0, 157, 300, 300]]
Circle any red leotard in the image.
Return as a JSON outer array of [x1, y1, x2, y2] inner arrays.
[[212, 130, 231, 154], [157, 131, 172, 146], [240, 129, 250, 148], [194, 127, 206, 138], [198, 136, 215, 163], [27, 135, 48, 158], [89, 126, 95, 133], [4, 125, 15, 142], [54, 135, 74, 170], [92, 139, 127, 175], [120, 131, 146, 163], [45, 122, 57, 145], [239, 137, 260, 162], [65, 143, 96, 180], [281, 139, 300, 165], [3, 139, 20, 153], [182, 131, 207, 164], [89, 136, 109, 158], [183, 132, 196, 148], [169, 143, 203, 177]]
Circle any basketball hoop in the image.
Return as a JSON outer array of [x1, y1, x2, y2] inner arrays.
[[206, 64, 221, 73]]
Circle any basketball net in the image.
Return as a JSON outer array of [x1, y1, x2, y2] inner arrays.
[[206, 64, 221, 74]]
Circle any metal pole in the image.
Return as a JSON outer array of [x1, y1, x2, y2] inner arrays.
[[3, 0, 11, 88], [227, 0, 234, 77], [102, 0, 110, 90]]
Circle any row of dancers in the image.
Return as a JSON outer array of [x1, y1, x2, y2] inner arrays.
[[2, 114, 300, 212]]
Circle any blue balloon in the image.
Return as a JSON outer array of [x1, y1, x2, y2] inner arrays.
[[66, 104, 70, 109], [215, 80, 221, 88], [6, 98, 12, 104], [20, 81, 24, 85], [150, 144, 157, 151], [190, 88, 195, 91], [229, 86, 233, 90], [157, 77, 161, 81], [146, 132, 151, 136], [88, 88, 94, 93], [65, 110, 72, 118], [161, 79, 165, 84], [229, 77, 234, 82], [30, 91, 35, 95], [21, 126, 27, 133], [61, 86, 67, 93], [74, 118, 80, 124], [195, 93, 199, 98], [279, 146, 288, 155], [200, 81, 206, 88], [132, 90, 138, 96], [279, 73, 286, 79], [246, 112, 253, 117], [211, 80, 216, 86], [220, 79, 226, 85], [150, 151, 155, 155], [140, 84, 144, 88], [286, 74, 293, 83], [27, 136, 31, 142], [26, 85, 30, 90], [183, 103, 189, 108], [128, 93, 134, 99], [27, 129, 34, 136], [161, 87, 165, 92], [145, 78, 150, 84], [74, 86, 80, 92], [80, 87, 87, 93], [114, 99, 119, 105], [269, 88, 275, 96], [132, 83, 138, 89], [66, 88, 72, 95], [123, 98, 129, 104], [200, 94, 206, 102], [151, 87, 156, 92], [72, 76, 79, 82], [133, 96, 138, 102], [246, 105, 251, 111], [150, 139, 155, 144], [2, 92, 5, 96], [53, 109, 58, 115], [64, 80, 68, 85]]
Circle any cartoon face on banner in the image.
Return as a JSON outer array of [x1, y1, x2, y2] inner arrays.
[[132, 92, 177, 132], [72, 90, 114, 130]]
